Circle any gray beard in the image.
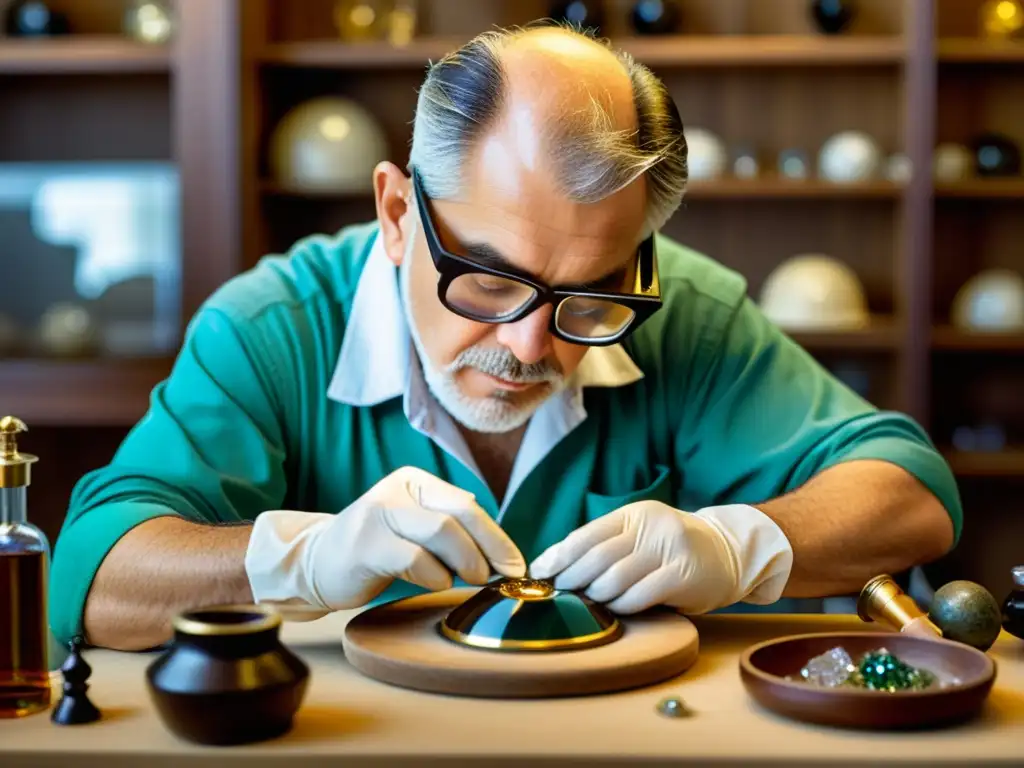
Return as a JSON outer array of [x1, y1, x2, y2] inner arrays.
[[398, 251, 565, 434]]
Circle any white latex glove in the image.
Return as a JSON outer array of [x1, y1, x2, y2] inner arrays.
[[244, 466, 526, 618], [529, 501, 793, 615]]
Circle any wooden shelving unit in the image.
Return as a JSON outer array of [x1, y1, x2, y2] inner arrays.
[[2, 0, 1022, 586]]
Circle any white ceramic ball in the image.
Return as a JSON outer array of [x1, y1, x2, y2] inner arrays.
[[684, 127, 727, 180], [0, 313, 19, 356], [269, 97, 389, 193], [952, 269, 1024, 331], [37, 303, 101, 357], [759, 254, 870, 331], [884, 153, 913, 183], [933, 143, 974, 181], [818, 131, 883, 183]]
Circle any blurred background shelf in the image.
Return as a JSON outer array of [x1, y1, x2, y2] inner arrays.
[[258, 35, 906, 69], [938, 37, 1024, 62], [944, 449, 1024, 477], [789, 321, 902, 351], [0, 36, 170, 73], [935, 180, 1024, 198], [260, 178, 907, 201], [0, 357, 172, 427], [932, 326, 1024, 351]]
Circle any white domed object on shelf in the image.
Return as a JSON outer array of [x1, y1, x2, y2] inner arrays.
[[933, 143, 974, 181], [951, 269, 1024, 331], [0, 313, 20, 356], [818, 131, 883, 183], [684, 127, 727, 180], [759, 254, 870, 331], [884, 153, 913, 183], [269, 97, 388, 193], [37, 302, 101, 357]]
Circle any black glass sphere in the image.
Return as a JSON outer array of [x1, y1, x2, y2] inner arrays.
[[972, 132, 1022, 177], [4, 0, 69, 36], [549, 1, 604, 34], [1002, 565, 1024, 641], [630, 0, 681, 35], [810, 0, 855, 35]]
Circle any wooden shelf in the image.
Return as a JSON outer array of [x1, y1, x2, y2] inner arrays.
[[257, 35, 905, 69], [686, 179, 903, 199], [935, 180, 1024, 199], [944, 450, 1024, 478], [938, 37, 1024, 63], [260, 180, 371, 199], [0, 36, 171, 74], [788, 321, 902, 351], [0, 358, 172, 427], [261, 178, 904, 201], [931, 326, 1024, 351]]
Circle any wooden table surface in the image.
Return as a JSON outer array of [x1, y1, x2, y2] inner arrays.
[[3, 612, 1023, 767]]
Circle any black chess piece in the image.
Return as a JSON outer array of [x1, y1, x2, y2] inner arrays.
[[809, 0, 856, 35], [549, 1, 604, 35], [630, 1, 681, 35], [4, 1, 70, 36], [51, 637, 101, 725]]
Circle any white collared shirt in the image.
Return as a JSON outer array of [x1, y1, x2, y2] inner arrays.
[[326, 235, 645, 516]]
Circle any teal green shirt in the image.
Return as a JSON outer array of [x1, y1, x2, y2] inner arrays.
[[49, 222, 962, 645]]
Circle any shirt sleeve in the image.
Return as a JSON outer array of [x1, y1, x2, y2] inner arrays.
[[672, 295, 963, 545], [49, 306, 290, 646]]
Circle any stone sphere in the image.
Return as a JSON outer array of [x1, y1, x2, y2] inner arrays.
[[928, 580, 1003, 652]]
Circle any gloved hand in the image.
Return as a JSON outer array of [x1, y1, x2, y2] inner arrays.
[[245, 466, 526, 617], [529, 501, 793, 615]]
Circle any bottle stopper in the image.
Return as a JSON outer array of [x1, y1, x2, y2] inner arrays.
[[0, 415, 38, 490], [857, 574, 942, 639]]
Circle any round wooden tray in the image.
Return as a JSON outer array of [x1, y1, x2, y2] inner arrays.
[[342, 588, 700, 698]]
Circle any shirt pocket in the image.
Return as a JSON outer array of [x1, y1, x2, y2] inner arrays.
[[583, 463, 674, 522]]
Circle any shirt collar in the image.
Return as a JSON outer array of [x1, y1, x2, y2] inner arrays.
[[327, 231, 644, 408]]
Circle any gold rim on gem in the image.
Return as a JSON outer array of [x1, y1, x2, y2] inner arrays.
[[439, 617, 623, 651]]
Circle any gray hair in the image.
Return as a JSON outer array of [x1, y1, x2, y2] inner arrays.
[[407, 23, 688, 235]]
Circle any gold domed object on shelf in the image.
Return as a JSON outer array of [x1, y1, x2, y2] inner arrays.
[[439, 577, 623, 652], [981, 0, 1024, 38]]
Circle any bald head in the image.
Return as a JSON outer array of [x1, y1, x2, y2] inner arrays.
[[408, 23, 687, 235]]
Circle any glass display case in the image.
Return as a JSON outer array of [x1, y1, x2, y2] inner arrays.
[[0, 162, 181, 360]]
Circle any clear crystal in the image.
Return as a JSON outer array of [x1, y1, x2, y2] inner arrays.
[[800, 646, 856, 687]]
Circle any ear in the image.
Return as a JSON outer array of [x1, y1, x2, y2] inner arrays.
[[373, 161, 412, 267]]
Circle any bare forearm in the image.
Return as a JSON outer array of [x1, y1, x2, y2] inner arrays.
[[83, 516, 254, 651], [755, 459, 955, 598]]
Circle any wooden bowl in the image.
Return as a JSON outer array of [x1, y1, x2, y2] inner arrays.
[[739, 632, 996, 729]]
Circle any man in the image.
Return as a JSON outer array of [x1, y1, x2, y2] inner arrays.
[[49, 25, 960, 652]]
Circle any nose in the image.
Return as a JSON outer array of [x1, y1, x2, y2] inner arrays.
[[495, 304, 555, 365]]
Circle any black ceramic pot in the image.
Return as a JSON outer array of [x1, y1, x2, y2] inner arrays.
[[146, 605, 310, 746]]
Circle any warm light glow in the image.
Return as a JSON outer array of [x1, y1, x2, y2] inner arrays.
[[319, 115, 351, 142], [997, 1, 1020, 22], [349, 4, 376, 28]]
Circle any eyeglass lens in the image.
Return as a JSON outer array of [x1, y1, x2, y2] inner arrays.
[[445, 273, 636, 341]]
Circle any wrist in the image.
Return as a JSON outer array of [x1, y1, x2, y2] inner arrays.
[[694, 504, 794, 607], [244, 510, 335, 615]]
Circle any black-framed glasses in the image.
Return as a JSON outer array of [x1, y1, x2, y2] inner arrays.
[[410, 168, 662, 347]]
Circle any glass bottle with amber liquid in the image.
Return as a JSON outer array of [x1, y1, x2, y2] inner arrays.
[[0, 416, 50, 717]]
